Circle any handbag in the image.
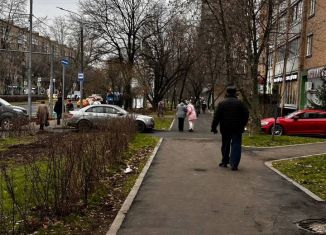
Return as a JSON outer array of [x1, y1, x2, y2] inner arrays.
[[45, 120, 50, 126]]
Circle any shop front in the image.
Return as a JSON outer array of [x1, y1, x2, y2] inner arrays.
[[273, 73, 299, 114], [304, 67, 325, 108]]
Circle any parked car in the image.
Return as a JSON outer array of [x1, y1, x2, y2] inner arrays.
[[261, 109, 326, 136], [66, 104, 154, 132], [0, 98, 29, 130]]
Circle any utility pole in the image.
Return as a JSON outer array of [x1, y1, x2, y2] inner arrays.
[[49, 45, 54, 117], [56, 7, 84, 103], [80, 23, 84, 102], [297, 0, 309, 109], [280, 0, 292, 116], [28, 0, 33, 118]]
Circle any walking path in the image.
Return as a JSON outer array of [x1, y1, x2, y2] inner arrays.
[[115, 112, 326, 235]]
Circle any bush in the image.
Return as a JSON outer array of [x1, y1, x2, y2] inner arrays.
[[0, 117, 136, 234]]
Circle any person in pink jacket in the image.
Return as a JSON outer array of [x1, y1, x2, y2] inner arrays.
[[186, 100, 197, 132]]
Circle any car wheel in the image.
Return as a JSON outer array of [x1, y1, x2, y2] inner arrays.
[[78, 120, 91, 131], [1, 117, 12, 130], [136, 121, 146, 132], [271, 124, 283, 136]]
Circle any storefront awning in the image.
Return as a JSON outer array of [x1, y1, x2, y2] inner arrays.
[[308, 67, 326, 79]]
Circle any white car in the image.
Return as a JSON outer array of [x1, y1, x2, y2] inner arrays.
[[66, 104, 154, 132]]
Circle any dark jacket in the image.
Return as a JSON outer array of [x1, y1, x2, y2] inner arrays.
[[54, 99, 63, 114], [211, 94, 249, 134]]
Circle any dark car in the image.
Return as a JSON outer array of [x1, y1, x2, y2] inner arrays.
[[261, 109, 326, 136], [0, 98, 29, 130], [66, 104, 154, 132]]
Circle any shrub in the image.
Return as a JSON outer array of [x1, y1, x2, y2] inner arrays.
[[0, 117, 136, 233]]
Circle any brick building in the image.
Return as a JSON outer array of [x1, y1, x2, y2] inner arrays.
[[0, 19, 75, 95], [264, 0, 325, 113]]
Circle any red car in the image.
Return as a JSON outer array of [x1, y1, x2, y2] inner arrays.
[[261, 109, 326, 136]]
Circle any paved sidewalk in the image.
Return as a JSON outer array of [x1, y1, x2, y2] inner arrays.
[[117, 113, 326, 235]]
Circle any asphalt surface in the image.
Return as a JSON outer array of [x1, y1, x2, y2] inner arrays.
[[117, 112, 326, 235]]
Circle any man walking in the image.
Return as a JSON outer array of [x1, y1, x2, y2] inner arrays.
[[176, 100, 187, 131], [211, 85, 249, 171], [54, 97, 63, 125]]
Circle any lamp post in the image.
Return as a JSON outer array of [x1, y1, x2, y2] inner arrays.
[[56, 7, 84, 103], [28, 0, 33, 118]]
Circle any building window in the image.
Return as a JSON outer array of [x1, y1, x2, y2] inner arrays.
[[306, 34, 313, 57], [309, 0, 316, 17], [279, 15, 287, 33], [277, 46, 285, 62], [268, 53, 273, 68], [292, 1, 303, 23], [289, 37, 299, 58]]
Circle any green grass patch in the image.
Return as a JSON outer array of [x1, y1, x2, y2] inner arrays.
[[0, 135, 36, 151], [0, 133, 160, 234], [122, 133, 159, 195], [242, 134, 326, 147], [0, 161, 48, 213], [154, 117, 174, 130], [272, 155, 326, 200]]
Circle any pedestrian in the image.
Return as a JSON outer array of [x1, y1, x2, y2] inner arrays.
[[186, 100, 197, 132], [176, 100, 187, 131], [36, 100, 49, 131], [195, 99, 201, 116], [157, 100, 164, 117], [66, 99, 74, 111], [201, 100, 207, 114], [211, 85, 249, 171], [54, 97, 63, 125], [106, 92, 114, 104]]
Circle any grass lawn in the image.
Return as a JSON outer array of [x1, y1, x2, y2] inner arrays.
[[0, 133, 160, 234], [153, 117, 174, 130], [272, 155, 326, 200], [0, 135, 36, 151], [242, 134, 326, 147]]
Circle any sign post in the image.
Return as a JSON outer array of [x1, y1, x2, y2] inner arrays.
[[78, 73, 84, 104], [61, 58, 69, 124], [37, 77, 41, 94]]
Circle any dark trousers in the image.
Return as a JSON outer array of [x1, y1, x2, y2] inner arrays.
[[40, 124, 44, 130], [221, 133, 242, 167], [178, 118, 185, 131], [56, 113, 62, 125]]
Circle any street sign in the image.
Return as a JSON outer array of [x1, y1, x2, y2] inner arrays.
[[37, 82, 41, 87], [37, 77, 42, 82], [61, 58, 69, 66], [78, 73, 84, 81]]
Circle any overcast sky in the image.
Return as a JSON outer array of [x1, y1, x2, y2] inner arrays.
[[32, 0, 80, 21]]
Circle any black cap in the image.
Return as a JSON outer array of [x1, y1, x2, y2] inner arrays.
[[226, 85, 237, 94]]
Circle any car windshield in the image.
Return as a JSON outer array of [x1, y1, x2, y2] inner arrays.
[[0, 98, 11, 106], [285, 111, 301, 119]]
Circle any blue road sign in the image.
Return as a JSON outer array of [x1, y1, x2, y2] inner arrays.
[[61, 58, 69, 66], [78, 73, 84, 81]]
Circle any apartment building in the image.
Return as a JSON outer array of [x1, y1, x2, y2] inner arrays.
[[265, 0, 325, 112], [0, 19, 75, 95]]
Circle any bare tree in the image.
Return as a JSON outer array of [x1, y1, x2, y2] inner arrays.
[[136, 4, 195, 109], [80, 0, 158, 109], [200, 0, 276, 131]]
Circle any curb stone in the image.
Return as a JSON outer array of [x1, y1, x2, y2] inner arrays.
[[107, 117, 173, 234], [243, 141, 326, 149], [106, 138, 164, 235], [265, 153, 326, 202]]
